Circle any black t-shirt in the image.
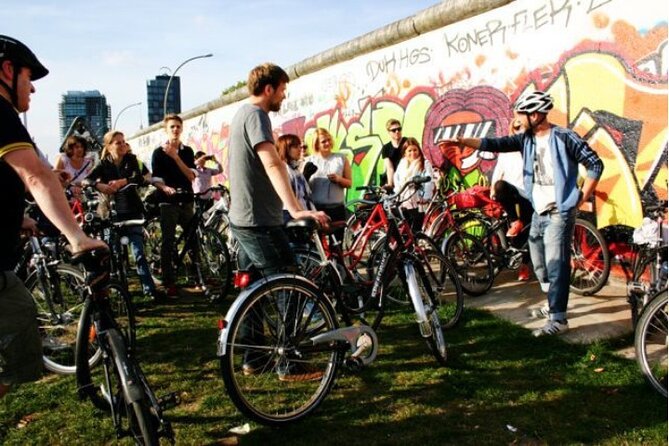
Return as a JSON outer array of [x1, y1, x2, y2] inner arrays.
[[381, 137, 405, 170], [151, 144, 195, 203], [87, 153, 148, 221], [0, 97, 32, 270]]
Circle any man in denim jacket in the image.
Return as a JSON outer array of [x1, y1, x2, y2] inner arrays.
[[445, 91, 603, 336]]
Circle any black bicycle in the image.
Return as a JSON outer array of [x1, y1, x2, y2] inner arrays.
[[73, 247, 176, 445], [144, 187, 233, 301]]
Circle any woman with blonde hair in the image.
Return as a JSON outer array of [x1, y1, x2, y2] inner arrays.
[[305, 128, 352, 238], [86, 130, 164, 301]]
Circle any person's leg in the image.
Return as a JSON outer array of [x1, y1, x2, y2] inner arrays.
[[0, 272, 42, 395], [528, 212, 549, 292], [124, 226, 155, 295], [159, 204, 179, 289], [543, 209, 577, 322], [494, 180, 520, 220]]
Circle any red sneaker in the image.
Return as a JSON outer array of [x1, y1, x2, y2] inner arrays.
[[517, 264, 531, 281], [506, 220, 524, 238]]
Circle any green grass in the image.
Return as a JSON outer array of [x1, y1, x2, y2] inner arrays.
[[1, 290, 667, 445]]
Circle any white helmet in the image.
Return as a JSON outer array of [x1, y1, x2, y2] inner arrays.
[[514, 91, 554, 114]]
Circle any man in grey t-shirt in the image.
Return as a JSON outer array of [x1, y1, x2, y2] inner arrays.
[[228, 63, 328, 275]]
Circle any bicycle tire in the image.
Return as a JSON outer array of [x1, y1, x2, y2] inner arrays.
[[75, 285, 136, 409], [414, 235, 465, 330], [442, 232, 494, 297], [220, 276, 341, 425], [26, 264, 101, 375], [200, 228, 233, 301], [570, 218, 611, 296], [106, 329, 160, 445], [634, 289, 668, 397], [409, 258, 448, 365]]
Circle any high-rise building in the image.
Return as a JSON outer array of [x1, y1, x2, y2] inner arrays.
[[58, 90, 111, 143], [146, 74, 180, 125]]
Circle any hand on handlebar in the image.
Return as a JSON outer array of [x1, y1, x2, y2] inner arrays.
[[69, 236, 108, 256], [295, 209, 330, 228]]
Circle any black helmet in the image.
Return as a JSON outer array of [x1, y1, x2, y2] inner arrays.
[[0, 35, 49, 80]]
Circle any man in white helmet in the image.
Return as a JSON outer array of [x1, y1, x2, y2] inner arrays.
[[443, 90, 603, 336]]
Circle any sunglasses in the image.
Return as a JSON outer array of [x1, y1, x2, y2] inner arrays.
[[389, 127, 402, 133]]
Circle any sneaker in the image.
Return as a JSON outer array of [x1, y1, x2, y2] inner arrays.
[[532, 320, 569, 337], [530, 305, 550, 319], [506, 220, 524, 238], [517, 264, 531, 281], [278, 364, 324, 382]]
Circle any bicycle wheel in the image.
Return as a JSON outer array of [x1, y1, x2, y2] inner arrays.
[[27, 264, 99, 375], [442, 232, 494, 297], [106, 329, 159, 445], [220, 276, 341, 425], [144, 218, 162, 283], [200, 228, 233, 301], [416, 237, 465, 330], [570, 218, 610, 296], [409, 258, 448, 365], [634, 289, 668, 397]]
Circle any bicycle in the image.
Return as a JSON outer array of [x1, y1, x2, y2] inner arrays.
[[73, 247, 176, 444], [217, 219, 379, 425], [301, 177, 463, 349], [624, 199, 668, 327], [633, 287, 667, 397], [144, 186, 233, 302]]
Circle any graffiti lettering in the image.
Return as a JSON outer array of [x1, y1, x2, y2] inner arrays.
[[366, 47, 431, 81]]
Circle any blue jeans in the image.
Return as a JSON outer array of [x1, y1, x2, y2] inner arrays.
[[230, 224, 297, 368], [528, 208, 577, 321], [121, 225, 155, 294], [230, 224, 296, 275]]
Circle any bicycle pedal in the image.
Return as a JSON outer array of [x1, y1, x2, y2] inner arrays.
[[343, 357, 365, 373], [157, 392, 181, 410]]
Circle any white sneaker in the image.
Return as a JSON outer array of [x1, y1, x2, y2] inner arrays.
[[532, 320, 569, 337], [530, 305, 550, 319], [540, 282, 550, 293]]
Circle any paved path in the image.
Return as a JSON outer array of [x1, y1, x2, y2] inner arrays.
[[466, 270, 632, 349]]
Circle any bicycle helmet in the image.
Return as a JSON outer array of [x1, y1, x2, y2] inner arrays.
[[514, 90, 554, 114], [0, 35, 48, 108]]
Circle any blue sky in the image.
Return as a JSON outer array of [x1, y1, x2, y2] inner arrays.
[[2, 0, 440, 160]]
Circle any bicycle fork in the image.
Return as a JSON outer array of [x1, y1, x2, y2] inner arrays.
[[403, 260, 433, 338]]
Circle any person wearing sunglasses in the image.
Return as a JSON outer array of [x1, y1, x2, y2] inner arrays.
[[380, 118, 406, 189]]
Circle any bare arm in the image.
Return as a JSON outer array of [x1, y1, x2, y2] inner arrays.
[[4, 148, 105, 253], [384, 158, 395, 187], [256, 142, 329, 225]]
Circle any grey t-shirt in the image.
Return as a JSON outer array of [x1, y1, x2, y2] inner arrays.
[[228, 103, 283, 227]]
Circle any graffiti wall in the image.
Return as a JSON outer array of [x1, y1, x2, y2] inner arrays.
[[130, 0, 668, 229]]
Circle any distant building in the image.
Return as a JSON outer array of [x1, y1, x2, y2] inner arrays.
[[58, 90, 111, 147], [147, 74, 181, 125]]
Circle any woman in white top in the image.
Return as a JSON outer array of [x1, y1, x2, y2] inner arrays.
[[393, 137, 434, 232], [305, 128, 352, 237], [55, 135, 95, 197]]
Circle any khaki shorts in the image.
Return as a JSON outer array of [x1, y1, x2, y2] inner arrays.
[[0, 271, 42, 386]]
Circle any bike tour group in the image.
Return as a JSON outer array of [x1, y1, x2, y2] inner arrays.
[[1, 34, 666, 442]]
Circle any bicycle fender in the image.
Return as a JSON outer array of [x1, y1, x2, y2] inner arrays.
[[216, 273, 320, 357]]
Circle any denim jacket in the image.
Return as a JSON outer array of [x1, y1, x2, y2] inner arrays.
[[479, 125, 603, 213]]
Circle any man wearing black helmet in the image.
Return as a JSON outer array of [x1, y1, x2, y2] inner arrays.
[[0, 35, 106, 397], [443, 90, 603, 337]]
